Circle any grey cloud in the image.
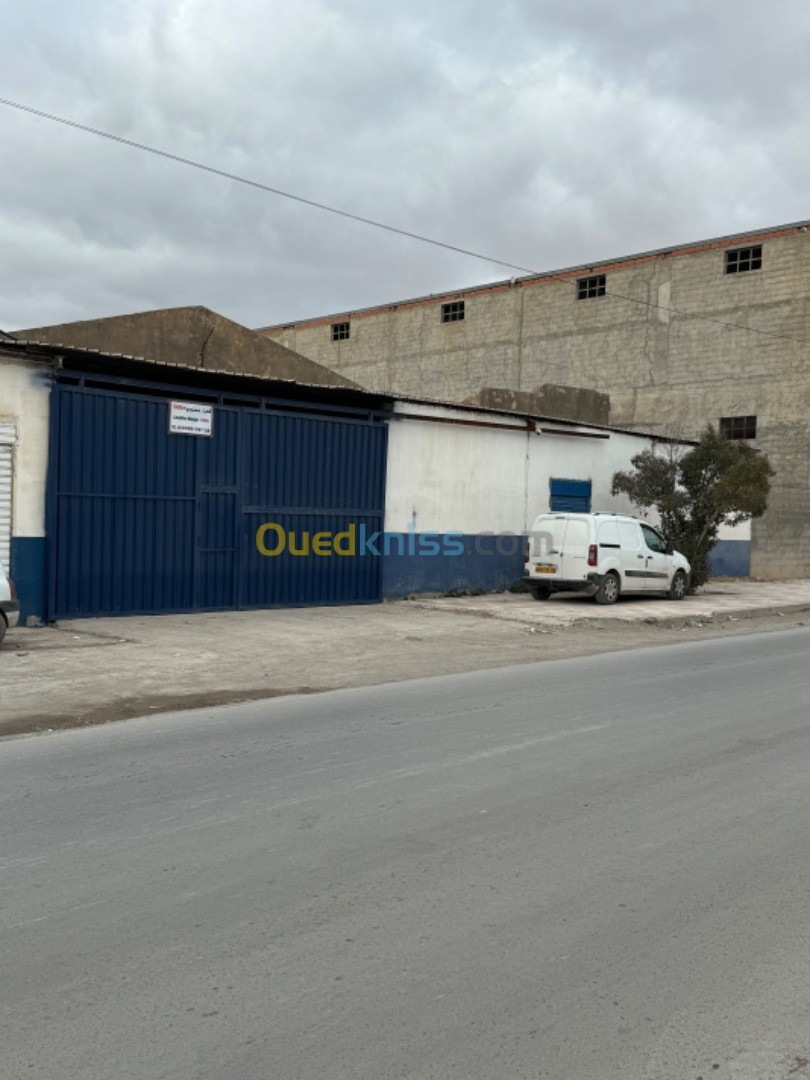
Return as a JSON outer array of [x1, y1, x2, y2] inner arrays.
[[510, 0, 810, 124], [1, 0, 808, 332]]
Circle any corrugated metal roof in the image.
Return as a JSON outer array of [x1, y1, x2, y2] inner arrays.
[[8, 337, 371, 394], [1, 336, 682, 443], [18, 304, 359, 390]]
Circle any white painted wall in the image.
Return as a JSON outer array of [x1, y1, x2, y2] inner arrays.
[[0, 424, 13, 569], [717, 520, 751, 541], [385, 403, 658, 534], [0, 356, 51, 537], [385, 404, 527, 533], [527, 427, 656, 527]]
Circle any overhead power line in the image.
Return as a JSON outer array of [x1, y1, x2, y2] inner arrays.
[[0, 95, 806, 348], [0, 96, 537, 277]]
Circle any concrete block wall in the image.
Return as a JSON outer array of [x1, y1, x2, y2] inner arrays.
[[264, 224, 810, 578]]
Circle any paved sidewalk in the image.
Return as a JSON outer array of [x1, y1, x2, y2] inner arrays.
[[1, 580, 809, 737], [411, 579, 810, 627]]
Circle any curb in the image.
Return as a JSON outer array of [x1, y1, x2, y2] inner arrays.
[[405, 598, 810, 630], [625, 602, 810, 629]]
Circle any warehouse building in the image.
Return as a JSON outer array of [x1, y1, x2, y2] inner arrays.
[[260, 220, 810, 579], [0, 333, 665, 624]]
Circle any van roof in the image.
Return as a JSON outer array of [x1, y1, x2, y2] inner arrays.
[[533, 511, 642, 521]]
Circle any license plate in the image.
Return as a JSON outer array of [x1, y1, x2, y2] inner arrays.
[[535, 565, 556, 574]]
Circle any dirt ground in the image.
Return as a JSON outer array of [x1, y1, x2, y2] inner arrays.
[[2, 582, 810, 738]]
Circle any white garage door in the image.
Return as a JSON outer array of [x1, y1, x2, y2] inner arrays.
[[0, 424, 14, 572]]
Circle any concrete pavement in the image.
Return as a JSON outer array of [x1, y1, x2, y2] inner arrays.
[[3, 628, 810, 1079], [411, 577, 810, 626], [2, 580, 810, 737]]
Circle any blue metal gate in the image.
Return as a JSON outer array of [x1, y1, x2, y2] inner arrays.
[[48, 380, 387, 618]]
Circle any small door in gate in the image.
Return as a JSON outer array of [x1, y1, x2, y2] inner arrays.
[[195, 489, 238, 609]]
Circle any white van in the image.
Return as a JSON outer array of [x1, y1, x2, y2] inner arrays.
[[523, 512, 691, 604]]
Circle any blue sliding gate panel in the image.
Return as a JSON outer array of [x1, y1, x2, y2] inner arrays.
[[238, 412, 387, 608], [549, 478, 592, 513], [49, 382, 387, 618], [52, 388, 197, 616]]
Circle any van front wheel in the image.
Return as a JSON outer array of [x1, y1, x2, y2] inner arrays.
[[668, 570, 687, 600], [594, 572, 620, 605]]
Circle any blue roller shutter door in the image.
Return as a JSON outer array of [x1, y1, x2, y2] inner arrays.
[[549, 478, 592, 513]]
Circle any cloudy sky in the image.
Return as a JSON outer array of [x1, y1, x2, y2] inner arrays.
[[2, 0, 808, 331]]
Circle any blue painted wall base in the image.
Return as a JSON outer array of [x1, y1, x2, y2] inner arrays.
[[10, 537, 46, 623], [709, 540, 751, 578], [382, 534, 524, 597], [9, 533, 750, 617], [381, 533, 753, 595]]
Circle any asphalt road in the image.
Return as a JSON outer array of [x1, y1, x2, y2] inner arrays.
[[2, 629, 810, 1080]]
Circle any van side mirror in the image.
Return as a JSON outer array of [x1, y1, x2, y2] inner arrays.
[[664, 539, 674, 555]]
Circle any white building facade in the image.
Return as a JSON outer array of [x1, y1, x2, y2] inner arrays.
[[0, 346, 51, 623], [0, 338, 679, 622], [383, 399, 666, 596]]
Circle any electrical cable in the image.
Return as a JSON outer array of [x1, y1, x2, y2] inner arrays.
[[0, 95, 806, 347]]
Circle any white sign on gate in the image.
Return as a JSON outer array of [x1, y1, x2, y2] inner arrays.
[[169, 400, 213, 436]]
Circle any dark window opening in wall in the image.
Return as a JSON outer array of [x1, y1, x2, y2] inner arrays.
[[725, 245, 762, 275], [576, 274, 606, 300], [331, 321, 350, 341], [720, 415, 757, 440], [441, 300, 465, 323]]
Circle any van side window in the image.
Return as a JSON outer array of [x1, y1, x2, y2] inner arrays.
[[597, 520, 620, 546], [641, 524, 666, 553], [617, 522, 642, 549]]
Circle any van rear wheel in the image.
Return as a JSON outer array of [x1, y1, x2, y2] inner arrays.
[[530, 585, 551, 601], [594, 572, 620, 605]]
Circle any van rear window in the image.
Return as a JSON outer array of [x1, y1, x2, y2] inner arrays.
[[564, 520, 589, 549], [532, 517, 566, 554]]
